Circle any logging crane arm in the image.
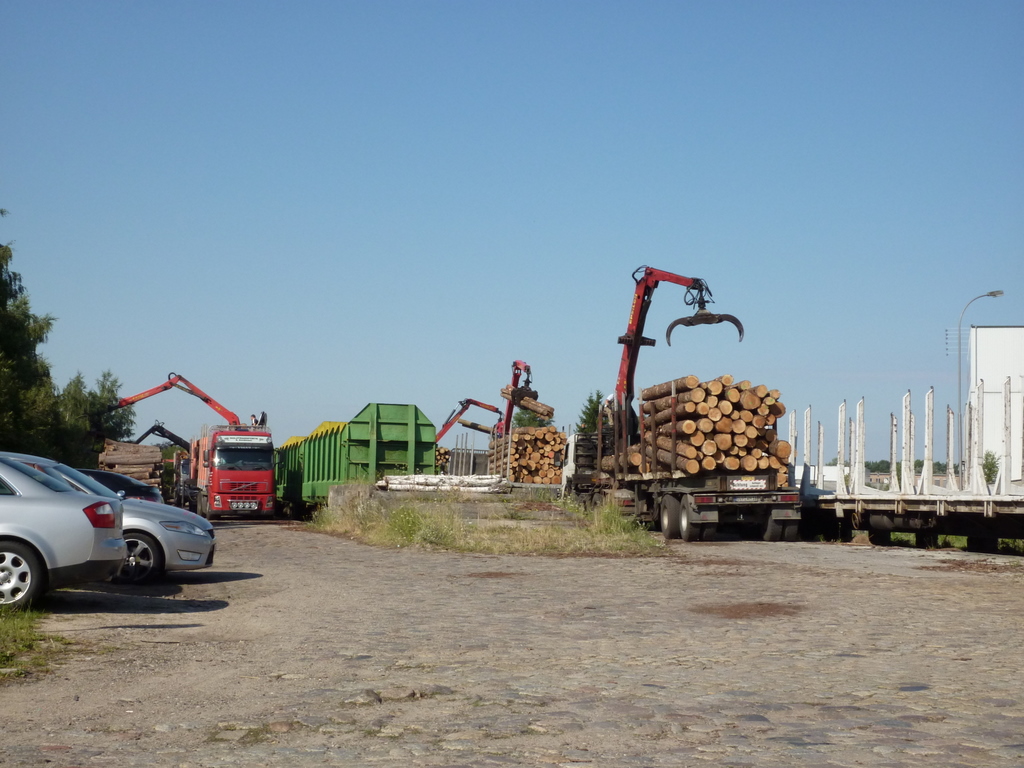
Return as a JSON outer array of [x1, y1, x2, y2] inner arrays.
[[133, 421, 190, 452], [108, 372, 249, 427], [497, 360, 538, 438], [615, 266, 744, 405], [436, 399, 502, 442]]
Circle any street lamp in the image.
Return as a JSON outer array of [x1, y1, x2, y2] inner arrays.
[[957, 290, 1004, 476]]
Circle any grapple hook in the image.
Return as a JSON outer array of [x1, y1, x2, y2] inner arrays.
[[666, 310, 745, 346]]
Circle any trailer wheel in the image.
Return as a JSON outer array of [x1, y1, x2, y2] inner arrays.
[[783, 521, 800, 542], [763, 517, 783, 542], [660, 495, 681, 540], [699, 523, 717, 542], [679, 497, 700, 542]]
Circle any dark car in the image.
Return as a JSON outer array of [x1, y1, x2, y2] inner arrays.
[[77, 469, 164, 504]]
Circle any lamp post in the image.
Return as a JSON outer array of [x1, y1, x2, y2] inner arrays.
[[957, 290, 1003, 476]]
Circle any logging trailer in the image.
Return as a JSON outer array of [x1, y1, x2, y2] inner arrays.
[[561, 266, 802, 541]]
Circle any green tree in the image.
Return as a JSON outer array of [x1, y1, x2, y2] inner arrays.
[[53, 371, 135, 465], [576, 390, 605, 432], [512, 409, 554, 429], [983, 451, 999, 485], [0, 211, 60, 454]]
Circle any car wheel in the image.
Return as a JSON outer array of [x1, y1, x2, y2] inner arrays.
[[114, 532, 165, 584], [0, 542, 47, 606]]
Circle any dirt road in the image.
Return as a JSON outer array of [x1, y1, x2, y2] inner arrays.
[[2, 518, 1023, 766]]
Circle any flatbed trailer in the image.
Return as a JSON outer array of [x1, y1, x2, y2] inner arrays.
[[799, 384, 1024, 549]]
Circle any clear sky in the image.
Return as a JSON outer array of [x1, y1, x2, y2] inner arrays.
[[3, 1, 1022, 462]]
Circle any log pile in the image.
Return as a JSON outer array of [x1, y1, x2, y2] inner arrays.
[[488, 426, 566, 484], [97, 440, 163, 487], [435, 446, 451, 474], [609, 375, 792, 487], [499, 386, 555, 420]]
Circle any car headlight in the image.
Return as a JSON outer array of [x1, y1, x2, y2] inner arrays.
[[161, 520, 208, 537]]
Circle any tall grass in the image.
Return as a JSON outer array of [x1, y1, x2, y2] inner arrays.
[[310, 496, 663, 556], [0, 607, 65, 678]]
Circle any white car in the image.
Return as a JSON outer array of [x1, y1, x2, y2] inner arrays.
[[0, 458, 126, 606], [1, 454, 215, 585]]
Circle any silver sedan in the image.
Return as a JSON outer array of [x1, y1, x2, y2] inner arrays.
[[0, 453, 215, 585]]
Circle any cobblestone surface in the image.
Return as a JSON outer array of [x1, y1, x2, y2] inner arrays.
[[2, 521, 1023, 766]]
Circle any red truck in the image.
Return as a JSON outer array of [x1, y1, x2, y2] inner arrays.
[[108, 373, 276, 518]]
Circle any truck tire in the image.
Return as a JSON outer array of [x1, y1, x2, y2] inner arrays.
[[783, 521, 800, 542], [763, 516, 783, 542], [660, 495, 681, 540], [679, 496, 700, 542], [700, 523, 717, 542]]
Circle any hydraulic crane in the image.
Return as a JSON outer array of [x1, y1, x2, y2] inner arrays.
[[436, 399, 502, 442]]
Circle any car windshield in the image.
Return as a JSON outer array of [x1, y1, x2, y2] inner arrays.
[[0, 457, 75, 492], [212, 448, 273, 472]]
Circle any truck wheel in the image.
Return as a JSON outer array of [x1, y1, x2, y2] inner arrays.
[[700, 523, 717, 542], [679, 497, 700, 542], [783, 521, 800, 542], [660, 495, 681, 540], [763, 517, 783, 542]]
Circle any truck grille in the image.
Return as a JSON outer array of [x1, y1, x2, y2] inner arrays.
[[220, 481, 270, 493]]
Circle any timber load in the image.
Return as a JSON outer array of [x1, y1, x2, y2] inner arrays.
[[612, 374, 792, 487], [488, 426, 566, 485], [97, 439, 163, 487], [435, 446, 451, 474], [499, 386, 555, 420]]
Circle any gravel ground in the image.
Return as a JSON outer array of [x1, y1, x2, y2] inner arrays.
[[2, 513, 1023, 767]]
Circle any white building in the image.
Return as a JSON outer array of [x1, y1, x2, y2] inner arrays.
[[969, 326, 1024, 483]]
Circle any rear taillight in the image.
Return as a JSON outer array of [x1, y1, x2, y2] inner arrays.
[[694, 496, 715, 504], [779, 494, 799, 503], [83, 501, 116, 529]]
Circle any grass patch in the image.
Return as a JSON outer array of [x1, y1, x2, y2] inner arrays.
[[0, 607, 68, 679], [310, 496, 663, 556]]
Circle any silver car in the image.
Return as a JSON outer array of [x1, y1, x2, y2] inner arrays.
[[1, 454, 216, 585], [0, 457, 126, 606]]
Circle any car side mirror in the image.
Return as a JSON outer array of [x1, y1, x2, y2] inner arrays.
[[117, 490, 126, 499]]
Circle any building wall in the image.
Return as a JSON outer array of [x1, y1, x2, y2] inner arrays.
[[970, 326, 1024, 481]]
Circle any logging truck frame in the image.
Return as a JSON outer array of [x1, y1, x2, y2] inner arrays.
[[107, 373, 276, 518], [561, 266, 802, 541]]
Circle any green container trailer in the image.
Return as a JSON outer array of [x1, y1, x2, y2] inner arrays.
[[301, 404, 436, 501], [274, 433, 309, 512]]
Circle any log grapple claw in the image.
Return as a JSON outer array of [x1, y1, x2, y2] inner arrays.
[[666, 310, 745, 345]]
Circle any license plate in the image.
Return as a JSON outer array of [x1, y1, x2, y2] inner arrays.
[[230, 501, 259, 511]]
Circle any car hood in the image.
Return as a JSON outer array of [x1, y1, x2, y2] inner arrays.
[[121, 498, 214, 533]]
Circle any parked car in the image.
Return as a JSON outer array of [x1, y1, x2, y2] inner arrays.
[[77, 468, 165, 504], [1, 453, 215, 585], [0, 457, 126, 606]]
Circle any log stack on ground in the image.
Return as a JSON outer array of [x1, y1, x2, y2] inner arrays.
[[633, 375, 792, 487], [435, 446, 451, 474], [97, 440, 163, 487], [488, 426, 566, 484]]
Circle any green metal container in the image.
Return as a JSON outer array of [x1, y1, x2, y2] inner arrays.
[[274, 434, 308, 508], [301, 405, 436, 501]]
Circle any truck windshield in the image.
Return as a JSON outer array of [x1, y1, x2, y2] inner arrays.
[[212, 448, 273, 472]]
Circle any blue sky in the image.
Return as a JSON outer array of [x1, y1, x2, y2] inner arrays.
[[3, 1, 1022, 461]]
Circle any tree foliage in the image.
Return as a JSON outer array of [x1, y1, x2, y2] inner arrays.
[[512, 408, 554, 429], [0, 216, 58, 455], [576, 390, 605, 432], [983, 451, 999, 485], [0, 211, 134, 462]]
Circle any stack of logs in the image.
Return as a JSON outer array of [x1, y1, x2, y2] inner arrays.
[[488, 426, 566, 484], [435, 446, 451, 474], [97, 440, 163, 487], [603, 375, 793, 487]]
